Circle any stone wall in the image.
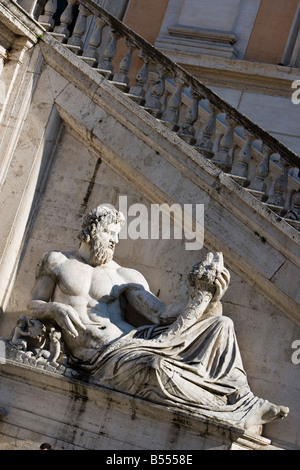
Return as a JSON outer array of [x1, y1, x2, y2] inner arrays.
[[155, 0, 300, 156], [0, 44, 299, 448], [244, 0, 299, 64], [0, 2, 299, 449], [0, 361, 277, 450]]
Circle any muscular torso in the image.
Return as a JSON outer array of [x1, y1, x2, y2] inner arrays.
[[35, 250, 151, 360], [52, 253, 131, 329]]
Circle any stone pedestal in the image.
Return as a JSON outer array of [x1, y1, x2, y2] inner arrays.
[[0, 360, 277, 451]]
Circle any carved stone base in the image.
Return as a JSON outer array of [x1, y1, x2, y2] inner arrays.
[[0, 360, 286, 451]]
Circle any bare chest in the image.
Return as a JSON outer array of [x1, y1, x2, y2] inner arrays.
[[54, 259, 122, 301]]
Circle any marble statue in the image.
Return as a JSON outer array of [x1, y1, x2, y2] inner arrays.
[[11, 315, 46, 351], [10, 204, 289, 430]]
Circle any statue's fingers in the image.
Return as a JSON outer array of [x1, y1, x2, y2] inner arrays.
[[62, 314, 79, 337], [222, 268, 230, 283], [214, 279, 222, 298], [216, 274, 226, 291], [67, 308, 86, 330]]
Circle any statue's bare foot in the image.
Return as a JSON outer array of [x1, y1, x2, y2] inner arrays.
[[261, 404, 289, 422], [244, 403, 289, 429]]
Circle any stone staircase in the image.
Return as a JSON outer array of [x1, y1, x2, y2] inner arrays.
[[37, 0, 300, 230], [0, 0, 299, 324], [0, 0, 295, 325], [0, 0, 300, 450]]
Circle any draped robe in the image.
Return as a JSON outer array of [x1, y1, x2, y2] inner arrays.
[[74, 313, 268, 429]]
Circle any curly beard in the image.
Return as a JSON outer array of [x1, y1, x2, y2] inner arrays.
[[89, 237, 114, 266]]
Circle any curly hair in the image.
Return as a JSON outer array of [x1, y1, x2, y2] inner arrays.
[[78, 205, 125, 243]]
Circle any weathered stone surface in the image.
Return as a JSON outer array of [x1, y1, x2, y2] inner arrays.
[[0, 360, 279, 450], [0, 0, 299, 452]]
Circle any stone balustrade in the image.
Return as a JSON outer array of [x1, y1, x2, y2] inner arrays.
[[37, 0, 300, 230]]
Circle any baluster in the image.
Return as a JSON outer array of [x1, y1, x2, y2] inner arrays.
[[144, 64, 167, 118], [129, 52, 150, 105], [232, 129, 255, 186], [67, 5, 92, 53], [248, 144, 271, 201], [54, 0, 78, 38], [113, 39, 136, 91], [286, 190, 300, 229], [84, 18, 106, 62], [212, 114, 237, 172], [213, 132, 222, 155], [195, 102, 218, 159], [177, 89, 202, 145], [97, 30, 120, 79], [161, 76, 185, 131], [267, 157, 292, 214], [38, 0, 57, 30]]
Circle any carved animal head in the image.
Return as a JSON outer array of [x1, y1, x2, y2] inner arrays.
[[27, 318, 46, 340]]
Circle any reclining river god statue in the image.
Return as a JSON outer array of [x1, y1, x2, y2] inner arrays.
[[5, 204, 289, 431]]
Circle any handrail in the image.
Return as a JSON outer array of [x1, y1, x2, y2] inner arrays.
[[37, 0, 300, 228], [77, 0, 300, 168]]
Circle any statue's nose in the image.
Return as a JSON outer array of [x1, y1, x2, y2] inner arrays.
[[111, 233, 119, 244]]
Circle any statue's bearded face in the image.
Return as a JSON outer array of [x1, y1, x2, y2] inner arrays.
[[78, 206, 124, 266], [89, 222, 121, 266]]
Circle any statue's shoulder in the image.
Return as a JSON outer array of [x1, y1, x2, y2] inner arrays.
[[35, 250, 72, 278], [115, 262, 149, 290]]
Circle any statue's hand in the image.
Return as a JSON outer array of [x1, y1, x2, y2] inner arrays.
[[52, 303, 86, 337], [211, 268, 230, 304]]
